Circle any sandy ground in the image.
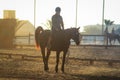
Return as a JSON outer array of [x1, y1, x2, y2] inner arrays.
[[0, 46, 120, 80]]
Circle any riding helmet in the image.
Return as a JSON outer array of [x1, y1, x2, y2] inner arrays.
[[55, 7, 61, 12]]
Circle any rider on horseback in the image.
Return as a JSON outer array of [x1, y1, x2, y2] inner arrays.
[[47, 7, 64, 49], [52, 7, 64, 31]]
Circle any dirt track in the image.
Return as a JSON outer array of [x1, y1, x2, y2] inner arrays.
[[0, 46, 120, 80]]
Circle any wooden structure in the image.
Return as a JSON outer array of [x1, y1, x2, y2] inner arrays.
[[0, 19, 17, 48]]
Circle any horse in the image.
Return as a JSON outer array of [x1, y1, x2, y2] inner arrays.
[[105, 32, 120, 45], [35, 26, 80, 73]]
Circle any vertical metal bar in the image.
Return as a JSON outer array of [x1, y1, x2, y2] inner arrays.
[[102, 0, 105, 34], [75, 0, 78, 27], [34, 0, 36, 28]]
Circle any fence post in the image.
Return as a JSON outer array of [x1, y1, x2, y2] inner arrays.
[[94, 36, 96, 45], [28, 33, 30, 44], [105, 34, 108, 49]]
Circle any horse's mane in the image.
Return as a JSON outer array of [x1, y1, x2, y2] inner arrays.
[[65, 27, 76, 30], [64, 27, 80, 34]]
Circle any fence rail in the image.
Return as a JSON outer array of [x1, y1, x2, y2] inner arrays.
[[0, 52, 120, 66]]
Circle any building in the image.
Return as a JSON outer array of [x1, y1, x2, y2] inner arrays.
[[15, 20, 35, 36], [0, 10, 35, 48], [3, 10, 16, 19]]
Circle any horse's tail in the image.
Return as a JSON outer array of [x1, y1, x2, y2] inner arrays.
[[35, 26, 44, 50]]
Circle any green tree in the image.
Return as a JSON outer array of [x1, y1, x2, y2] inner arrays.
[[83, 24, 102, 35], [104, 19, 114, 33], [43, 20, 52, 30]]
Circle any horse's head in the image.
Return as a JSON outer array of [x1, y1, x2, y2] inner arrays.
[[70, 27, 80, 45]]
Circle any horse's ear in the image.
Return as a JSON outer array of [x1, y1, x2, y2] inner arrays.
[[77, 27, 80, 30]]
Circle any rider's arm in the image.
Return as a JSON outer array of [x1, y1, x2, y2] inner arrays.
[[61, 16, 64, 30]]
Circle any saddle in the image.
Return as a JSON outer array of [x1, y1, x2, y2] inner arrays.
[[51, 30, 65, 50]]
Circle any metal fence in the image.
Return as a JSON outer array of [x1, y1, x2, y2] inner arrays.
[[13, 34, 120, 48]]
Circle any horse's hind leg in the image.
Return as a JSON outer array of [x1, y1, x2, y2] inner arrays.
[[65, 49, 70, 64], [55, 51, 60, 73], [61, 51, 67, 73]]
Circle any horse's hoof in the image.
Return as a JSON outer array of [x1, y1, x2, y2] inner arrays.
[[44, 67, 49, 72], [55, 71, 58, 73], [45, 68, 49, 71], [61, 68, 64, 73], [44, 69, 49, 72], [55, 69, 58, 73]]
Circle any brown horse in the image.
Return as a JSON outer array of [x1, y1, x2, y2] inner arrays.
[[35, 26, 80, 73]]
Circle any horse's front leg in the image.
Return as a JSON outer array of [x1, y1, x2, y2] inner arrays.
[[45, 49, 51, 71], [61, 50, 67, 73], [55, 51, 60, 73], [41, 47, 46, 71]]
